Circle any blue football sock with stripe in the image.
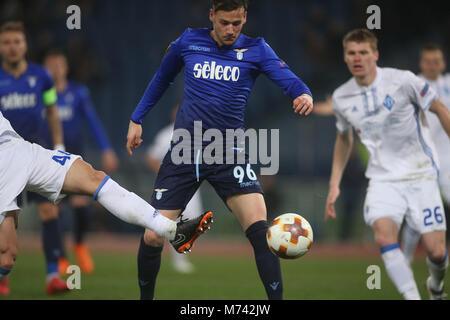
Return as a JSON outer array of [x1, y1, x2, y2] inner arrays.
[[246, 220, 283, 300]]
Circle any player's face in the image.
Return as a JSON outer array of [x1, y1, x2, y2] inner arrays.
[[44, 55, 68, 82], [0, 31, 27, 65], [209, 7, 247, 46], [420, 50, 446, 80], [344, 41, 379, 80]]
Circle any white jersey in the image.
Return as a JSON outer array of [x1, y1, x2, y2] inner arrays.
[[333, 67, 439, 182]]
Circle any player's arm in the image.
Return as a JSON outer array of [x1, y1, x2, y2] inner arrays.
[[80, 86, 119, 173], [429, 98, 450, 138], [404, 71, 448, 136], [127, 33, 185, 156], [43, 86, 64, 149], [325, 129, 354, 222], [259, 40, 313, 116], [312, 95, 334, 116]]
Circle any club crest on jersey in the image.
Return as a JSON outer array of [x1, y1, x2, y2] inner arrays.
[[382, 94, 395, 111], [154, 188, 168, 200], [233, 48, 248, 60], [27, 76, 37, 88]]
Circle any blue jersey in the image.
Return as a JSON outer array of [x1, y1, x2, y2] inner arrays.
[[131, 28, 312, 133], [0, 62, 54, 144], [50, 82, 111, 154]]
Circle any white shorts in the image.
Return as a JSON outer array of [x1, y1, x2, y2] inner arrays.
[[176, 190, 203, 223], [363, 178, 446, 234], [0, 139, 81, 224]]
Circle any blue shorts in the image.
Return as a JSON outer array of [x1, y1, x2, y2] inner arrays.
[[150, 150, 264, 210], [17, 191, 50, 205]]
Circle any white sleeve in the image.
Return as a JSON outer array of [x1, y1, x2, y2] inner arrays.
[[332, 95, 352, 133], [403, 71, 438, 111]]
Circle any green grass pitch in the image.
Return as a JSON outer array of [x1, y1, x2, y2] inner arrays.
[[1, 249, 446, 300]]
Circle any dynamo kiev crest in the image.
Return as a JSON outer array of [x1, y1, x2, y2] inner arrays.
[[234, 48, 248, 60]]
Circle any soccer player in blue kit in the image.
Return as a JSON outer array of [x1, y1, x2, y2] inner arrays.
[[43, 49, 120, 275], [126, 0, 314, 300], [0, 21, 68, 295]]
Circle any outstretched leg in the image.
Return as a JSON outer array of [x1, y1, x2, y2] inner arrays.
[[61, 159, 176, 239]]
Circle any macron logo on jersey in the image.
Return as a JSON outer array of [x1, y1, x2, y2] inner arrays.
[[1, 93, 37, 110], [193, 61, 240, 82]]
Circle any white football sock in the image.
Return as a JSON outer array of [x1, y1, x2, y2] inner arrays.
[[94, 177, 176, 240], [381, 244, 421, 300], [426, 251, 448, 291], [400, 223, 421, 265]]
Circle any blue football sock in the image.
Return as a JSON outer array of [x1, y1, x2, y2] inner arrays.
[[0, 266, 12, 281], [246, 220, 283, 300], [137, 236, 163, 300], [42, 218, 63, 276], [74, 206, 90, 244]]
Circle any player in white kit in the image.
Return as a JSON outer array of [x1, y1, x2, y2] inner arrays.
[[145, 105, 203, 273], [324, 29, 450, 300], [401, 44, 450, 265], [0, 111, 210, 285]]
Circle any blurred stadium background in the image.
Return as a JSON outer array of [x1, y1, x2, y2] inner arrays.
[[1, 0, 449, 299]]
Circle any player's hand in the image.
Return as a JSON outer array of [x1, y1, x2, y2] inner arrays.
[[293, 94, 313, 116], [126, 120, 143, 156], [102, 149, 119, 173], [324, 185, 340, 222]]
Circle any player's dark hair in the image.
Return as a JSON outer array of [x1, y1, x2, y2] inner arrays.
[[0, 21, 26, 37], [43, 48, 67, 60], [420, 43, 445, 58], [211, 0, 248, 12], [342, 28, 378, 52]]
